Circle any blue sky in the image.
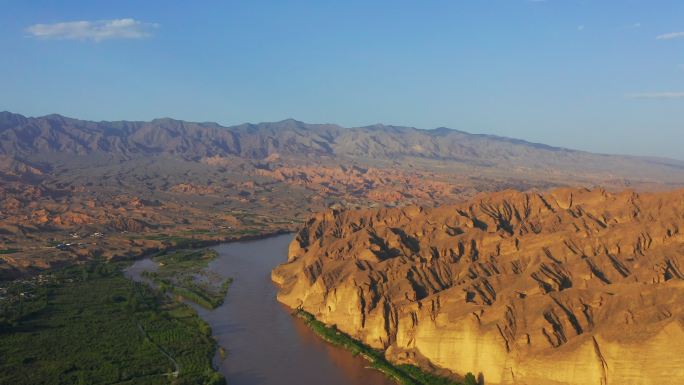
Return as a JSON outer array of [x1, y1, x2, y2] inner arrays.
[[1, 0, 683, 159]]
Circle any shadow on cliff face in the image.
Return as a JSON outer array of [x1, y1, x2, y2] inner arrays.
[[389, 227, 421, 253]]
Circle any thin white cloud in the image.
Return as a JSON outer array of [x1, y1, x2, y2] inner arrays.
[[617, 22, 641, 31], [626, 92, 684, 99], [26, 18, 158, 41], [656, 31, 684, 40], [577, 25, 585, 31]]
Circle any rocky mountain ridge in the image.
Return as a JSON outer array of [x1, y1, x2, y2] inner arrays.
[[2, 112, 684, 186], [272, 187, 684, 385]]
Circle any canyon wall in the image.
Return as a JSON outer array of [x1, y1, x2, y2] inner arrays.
[[272, 188, 684, 385]]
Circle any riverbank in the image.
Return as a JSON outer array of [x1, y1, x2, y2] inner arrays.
[[166, 234, 402, 385], [120, 228, 294, 263], [0, 228, 293, 284], [4, 233, 411, 385], [295, 310, 477, 385]]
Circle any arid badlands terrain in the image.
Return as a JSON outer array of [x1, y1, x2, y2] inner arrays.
[[1, 111, 684, 384], [273, 188, 684, 385]]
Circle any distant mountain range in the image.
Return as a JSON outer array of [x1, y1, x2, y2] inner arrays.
[[2, 111, 683, 186]]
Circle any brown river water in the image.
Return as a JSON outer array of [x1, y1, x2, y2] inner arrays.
[[126, 233, 397, 385]]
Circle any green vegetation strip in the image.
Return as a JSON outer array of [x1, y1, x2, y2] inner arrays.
[[140, 235, 208, 249], [0, 249, 20, 254], [295, 310, 477, 385], [0, 262, 225, 385], [143, 249, 233, 310]]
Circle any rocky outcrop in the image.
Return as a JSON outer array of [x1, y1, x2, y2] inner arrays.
[[168, 183, 219, 195], [255, 164, 459, 204], [272, 188, 684, 385]]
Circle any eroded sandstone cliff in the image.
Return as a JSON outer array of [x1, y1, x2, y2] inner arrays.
[[272, 188, 684, 385]]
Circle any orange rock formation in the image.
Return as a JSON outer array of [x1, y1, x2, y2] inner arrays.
[[273, 188, 684, 385]]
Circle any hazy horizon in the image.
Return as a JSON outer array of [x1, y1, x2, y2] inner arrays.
[[4, 109, 683, 162]]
